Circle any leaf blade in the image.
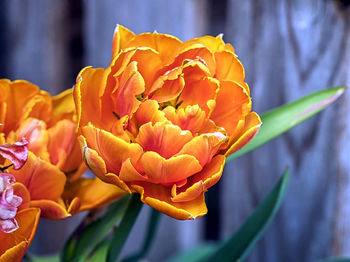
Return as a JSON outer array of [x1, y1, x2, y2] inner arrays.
[[205, 169, 290, 262], [60, 195, 130, 262], [228, 87, 345, 161]]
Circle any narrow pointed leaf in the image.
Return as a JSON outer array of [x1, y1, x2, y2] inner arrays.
[[88, 239, 110, 262], [228, 87, 345, 161], [204, 169, 290, 262], [107, 193, 143, 262], [318, 259, 350, 262], [122, 208, 161, 262], [60, 195, 130, 262], [166, 244, 217, 262]]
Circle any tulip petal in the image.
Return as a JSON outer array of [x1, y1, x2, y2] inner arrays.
[[136, 122, 192, 159], [149, 70, 185, 103], [0, 207, 40, 261], [171, 155, 226, 202], [140, 151, 202, 184], [215, 50, 249, 94], [110, 48, 162, 92], [111, 61, 145, 117], [179, 76, 219, 114], [10, 152, 66, 201], [48, 119, 78, 169], [210, 80, 251, 136], [82, 123, 143, 174], [12, 183, 30, 211], [125, 32, 182, 65], [163, 105, 208, 134], [134, 100, 167, 126], [62, 177, 126, 214], [14, 118, 49, 162], [119, 158, 148, 182], [74, 67, 106, 128], [176, 133, 228, 167], [112, 24, 136, 57], [52, 88, 76, 123], [164, 44, 216, 76], [0, 241, 26, 262], [225, 112, 262, 156], [180, 34, 227, 53], [131, 183, 207, 220], [30, 199, 70, 219], [0, 80, 39, 133], [0, 139, 28, 170]]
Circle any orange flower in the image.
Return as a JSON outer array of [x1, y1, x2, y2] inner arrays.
[[74, 25, 262, 220], [0, 139, 40, 262], [0, 79, 124, 217]]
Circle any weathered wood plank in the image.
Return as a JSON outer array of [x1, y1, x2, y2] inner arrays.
[[224, 1, 349, 261], [4, 0, 70, 95], [83, 1, 207, 260]]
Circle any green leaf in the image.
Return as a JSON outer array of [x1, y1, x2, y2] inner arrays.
[[204, 169, 290, 262], [318, 259, 350, 262], [122, 208, 161, 262], [60, 195, 130, 262], [227, 87, 345, 161], [88, 239, 110, 262], [30, 255, 60, 262], [107, 193, 143, 262], [166, 244, 217, 262]]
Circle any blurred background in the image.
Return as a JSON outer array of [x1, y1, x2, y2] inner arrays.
[[1, 0, 350, 261]]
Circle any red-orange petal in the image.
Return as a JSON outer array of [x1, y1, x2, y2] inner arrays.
[[111, 61, 145, 117], [171, 155, 226, 202], [136, 122, 192, 159], [163, 105, 207, 134], [140, 151, 202, 184], [131, 184, 207, 220], [134, 100, 167, 126]]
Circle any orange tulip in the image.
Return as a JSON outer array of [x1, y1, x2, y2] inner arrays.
[[74, 25, 262, 220], [0, 79, 125, 218], [0, 139, 40, 262], [0, 79, 125, 260]]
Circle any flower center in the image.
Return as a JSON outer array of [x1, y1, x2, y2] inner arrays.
[[0, 173, 22, 233]]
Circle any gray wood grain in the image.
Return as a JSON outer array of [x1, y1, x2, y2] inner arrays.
[[4, 0, 70, 95], [224, 1, 349, 261]]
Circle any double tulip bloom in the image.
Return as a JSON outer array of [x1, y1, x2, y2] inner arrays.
[[0, 80, 124, 261], [75, 25, 261, 220]]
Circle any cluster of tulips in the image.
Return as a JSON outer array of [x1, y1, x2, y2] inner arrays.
[[0, 25, 344, 262]]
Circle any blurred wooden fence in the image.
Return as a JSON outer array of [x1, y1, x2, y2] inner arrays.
[[1, 0, 350, 261]]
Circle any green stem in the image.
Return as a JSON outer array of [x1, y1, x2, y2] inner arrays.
[[107, 194, 143, 262], [123, 209, 161, 262]]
